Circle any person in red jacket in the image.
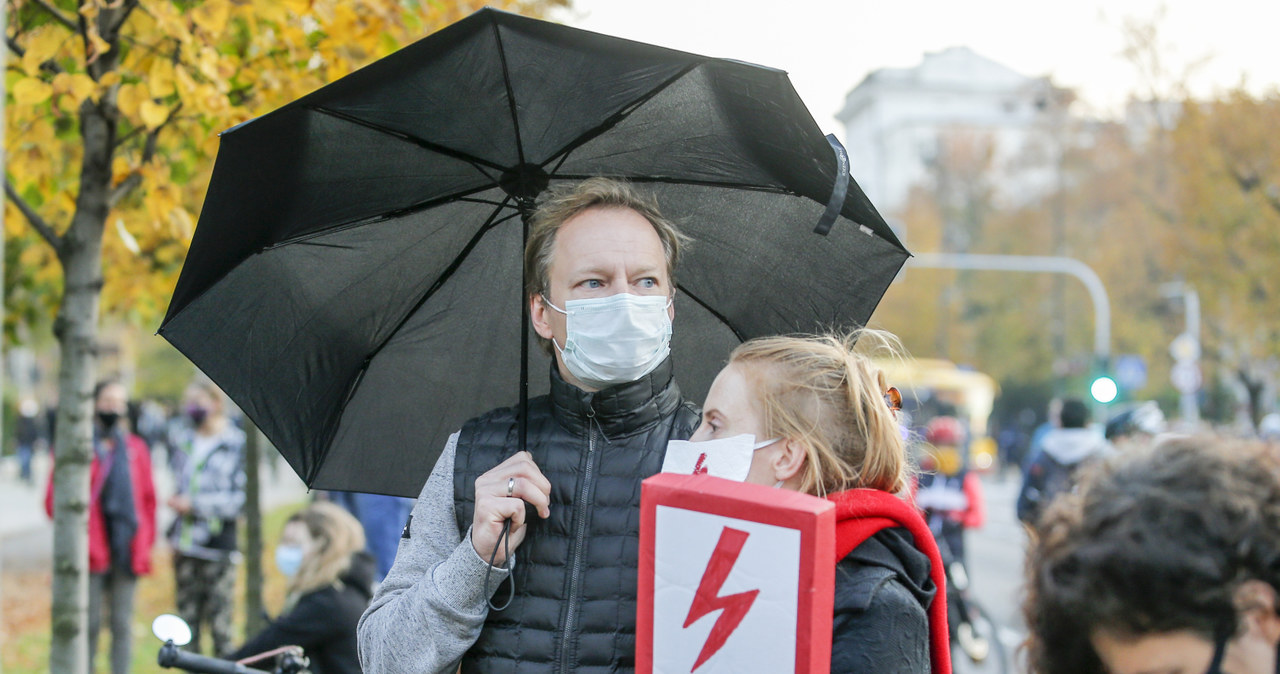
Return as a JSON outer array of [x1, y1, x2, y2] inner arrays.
[[46, 379, 157, 674], [688, 330, 950, 673]]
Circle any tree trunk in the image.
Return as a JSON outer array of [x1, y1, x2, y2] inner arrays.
[[243, 420, 266, 637], [0, 5, 7, 671], [49, 90, 114, 674]]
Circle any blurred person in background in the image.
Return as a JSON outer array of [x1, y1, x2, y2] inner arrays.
[[16, 397, 41, 484], [45, 379, 157, 674], [1104, 401, 1166, 452], [1024, 398, 1062, 471], [326, 491, 414, 584], [168, 380, 246, 657], [1016, 398, 1109, 526], [1024, 437, 1280, 674], [228, 502, 374, 674], [914, 416, 985, 566]]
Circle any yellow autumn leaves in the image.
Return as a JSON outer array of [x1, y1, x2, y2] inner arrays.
[[6, 0, 569, 333]]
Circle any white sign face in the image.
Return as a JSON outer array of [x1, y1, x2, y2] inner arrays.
[[652, 505, 800, 673]]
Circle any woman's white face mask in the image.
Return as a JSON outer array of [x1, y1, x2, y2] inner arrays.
[[663, 434, 779, 482]]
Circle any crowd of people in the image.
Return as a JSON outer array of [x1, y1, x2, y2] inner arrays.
[[32, 378, 410, 674], [21, 176, 1280, 673]]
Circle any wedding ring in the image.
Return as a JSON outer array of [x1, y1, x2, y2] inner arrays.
[[507, 477, 515, 498]]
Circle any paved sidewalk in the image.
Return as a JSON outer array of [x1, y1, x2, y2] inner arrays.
[[0, 451, 309, 571]]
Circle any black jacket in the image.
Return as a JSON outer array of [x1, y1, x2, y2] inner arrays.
[[831, 528, 936, 673], [230, 551, 376, 674], [453, 357, 699, 673]]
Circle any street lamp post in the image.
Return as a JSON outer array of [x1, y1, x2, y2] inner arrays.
[[907, 252, 1112, 413], [1160, 282, 1202, 424]]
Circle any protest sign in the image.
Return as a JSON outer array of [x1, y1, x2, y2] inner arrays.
[[637, 473, 835, 673]]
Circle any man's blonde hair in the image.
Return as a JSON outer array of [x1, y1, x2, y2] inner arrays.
[[728, 329, 909, 497], [282, 501, 366, 611], [523, 177, 688, 354]]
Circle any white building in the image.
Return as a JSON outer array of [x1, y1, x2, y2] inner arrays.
[[837, 46, 1068, 217]]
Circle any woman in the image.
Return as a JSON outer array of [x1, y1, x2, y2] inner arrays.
[[229, 502, 375, 674], [688, 331, 950, 673], [1024, 437, 1280, 674], [168, 381, 246, 656], [45, 379, 157, 674]]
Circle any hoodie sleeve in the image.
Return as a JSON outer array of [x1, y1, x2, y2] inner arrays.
[[357, 432, 512, 674]]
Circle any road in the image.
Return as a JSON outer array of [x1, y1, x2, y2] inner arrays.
[[966, 471, 1030, 672]]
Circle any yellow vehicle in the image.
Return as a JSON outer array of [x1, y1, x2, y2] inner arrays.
[[875, 358, 1001, 471]]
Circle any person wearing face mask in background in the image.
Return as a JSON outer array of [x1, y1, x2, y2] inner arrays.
[[44, 379, 157, 674], [683, 330, 950, 674], [168, 380, 246, 657], [359, 178, 700, 674], [227, 502, 374, 674]]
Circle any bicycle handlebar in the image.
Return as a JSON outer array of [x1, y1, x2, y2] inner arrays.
[[157, 642, 257, 674]]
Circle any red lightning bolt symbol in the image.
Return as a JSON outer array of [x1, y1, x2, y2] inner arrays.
[[682, 527, 760, 672], [692, 452, 709, 475]]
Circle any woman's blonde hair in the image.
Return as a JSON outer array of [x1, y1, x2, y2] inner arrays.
[[728, 329, 908, 497], [283, 501, 366, 610]]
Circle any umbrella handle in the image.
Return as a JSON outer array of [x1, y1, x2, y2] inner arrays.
[[814, 134, 850, 236], [485, 519, 516, 611]]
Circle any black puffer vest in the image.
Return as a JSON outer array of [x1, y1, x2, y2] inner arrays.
[[453, 357, 699, 673]]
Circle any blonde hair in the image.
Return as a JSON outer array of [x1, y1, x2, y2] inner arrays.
[[283, 502, 366, 610], [523, 177, 689, 355], [728, 329, 909, 497]]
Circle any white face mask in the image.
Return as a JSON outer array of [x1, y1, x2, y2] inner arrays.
[[662, 434, 779, 482], [543, 293, 673, 389]]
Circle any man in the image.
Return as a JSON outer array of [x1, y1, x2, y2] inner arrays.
[[168, 381, 246, 656], [358, 178, 700, 673], [45, 380, 157, 674], [1016, 398, 1110, 526], [1103, 401, 1165, 452]]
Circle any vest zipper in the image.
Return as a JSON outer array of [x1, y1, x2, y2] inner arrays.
[[559, 409, 598, 674]]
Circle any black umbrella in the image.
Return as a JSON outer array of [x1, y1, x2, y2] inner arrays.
[[159, 8, 908, 497]]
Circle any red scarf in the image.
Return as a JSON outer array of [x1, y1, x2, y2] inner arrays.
[[828, 488, 952, 674]]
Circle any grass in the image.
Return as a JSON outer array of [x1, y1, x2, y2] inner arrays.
[[2, 499, 307, 673]]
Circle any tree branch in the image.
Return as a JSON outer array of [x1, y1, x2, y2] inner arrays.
[[109, 103, 182, 207], [108, 0, 141, 35], [30, 0, 78, 32], [4, 181, 64, 252], [7, 35, 66, 74]]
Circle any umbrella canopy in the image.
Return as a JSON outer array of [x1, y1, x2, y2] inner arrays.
[[160, 8, 909, 497]]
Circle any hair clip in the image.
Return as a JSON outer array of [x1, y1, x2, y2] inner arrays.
[[884, 386, 902, 413]]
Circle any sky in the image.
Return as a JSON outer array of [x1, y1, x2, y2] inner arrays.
[[553, 0, 1280, 134]]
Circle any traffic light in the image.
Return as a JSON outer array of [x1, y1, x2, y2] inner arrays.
[[1090, 375, 1118, 404]]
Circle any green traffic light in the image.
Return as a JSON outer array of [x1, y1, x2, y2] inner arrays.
[[1090, 376, 1118, 404]]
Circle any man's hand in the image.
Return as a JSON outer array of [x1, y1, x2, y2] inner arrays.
[[471, 451, 551, 568]]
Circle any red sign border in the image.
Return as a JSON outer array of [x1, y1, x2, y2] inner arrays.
[[636, 473, 835, 673]]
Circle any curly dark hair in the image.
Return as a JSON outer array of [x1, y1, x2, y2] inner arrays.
[[1023, 436, 1280, 674]]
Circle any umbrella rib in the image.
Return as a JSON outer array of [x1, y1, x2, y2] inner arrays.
[[259, 185, 514, 252], [490, 18, 527, 167], [676, 283, 746, 342], [310, 105, 507, 175], [541, 62, 700, 172], [307, 198, 520, 485], [369, 198, 518, 365]]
